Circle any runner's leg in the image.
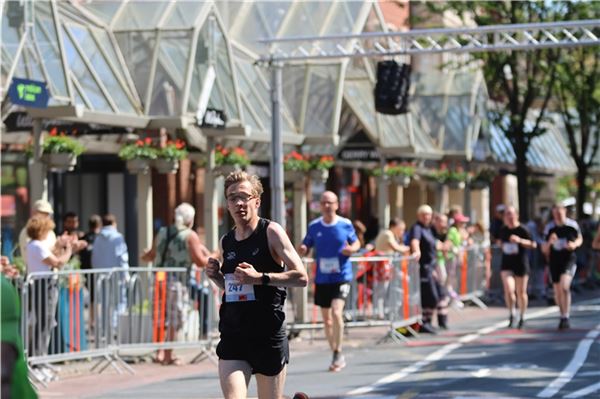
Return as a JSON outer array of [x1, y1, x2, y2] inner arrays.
[[219, 359, 252, 399], [255, 365, 287, 399], [330, 298, 345, 352]]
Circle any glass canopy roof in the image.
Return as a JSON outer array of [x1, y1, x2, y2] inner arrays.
[[1, 0, 572, 173]]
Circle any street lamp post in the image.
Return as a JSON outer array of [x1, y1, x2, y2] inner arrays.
[[270, 61, 285, 229]]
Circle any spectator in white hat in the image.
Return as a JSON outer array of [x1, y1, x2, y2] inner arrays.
[[18, 200, 60, 261]]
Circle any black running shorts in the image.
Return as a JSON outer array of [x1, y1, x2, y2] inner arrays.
[[550, 262, 577, 284], [314, 282, 351, 308], [216, 335, 289, 376]]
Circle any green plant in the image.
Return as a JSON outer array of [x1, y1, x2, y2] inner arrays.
[[473, 168, 497, 184], [118, 138, 159, 161], [215, 145, 250, 167], [310, 155, 334, 171], [427, 164, 469, 183], [284, 151, 311, 172], [387, 162, 416, 177], [158, 139, 187, 161], [42, 128, 85, 156]]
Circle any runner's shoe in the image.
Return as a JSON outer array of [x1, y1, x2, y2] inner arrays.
[[517, 318, 524, 329], [558, 317, 570, 330], [329, 351, 346, 371]]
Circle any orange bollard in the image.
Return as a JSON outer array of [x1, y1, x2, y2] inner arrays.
[[460, 251, 468, 296], [158, 272, 167, 343]]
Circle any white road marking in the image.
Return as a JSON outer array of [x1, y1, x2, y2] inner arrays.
[[471, 368, 491, 378], [536, 322, 600, 398], [563, 381, 600, 398], [347, 306, 557, 396]]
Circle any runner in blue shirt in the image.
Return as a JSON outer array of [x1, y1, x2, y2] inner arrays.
[[299, 191, 360, 372]]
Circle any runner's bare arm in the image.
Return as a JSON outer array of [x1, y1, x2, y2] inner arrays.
[[206, 237, 225, 290], [187, 232, 212, 267], [266, 222, 308, 287]]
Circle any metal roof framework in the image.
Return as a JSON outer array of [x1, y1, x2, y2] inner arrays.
[[261, 19, 600, 225]]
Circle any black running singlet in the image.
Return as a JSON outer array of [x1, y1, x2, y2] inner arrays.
[[219, 218, 287, 339]]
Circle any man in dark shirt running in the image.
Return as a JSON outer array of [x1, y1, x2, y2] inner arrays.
[[206, 171, 308, 399], [542, 203, 582, 330]]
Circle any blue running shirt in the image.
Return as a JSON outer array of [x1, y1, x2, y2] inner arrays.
[[302, 216, 358, 284]]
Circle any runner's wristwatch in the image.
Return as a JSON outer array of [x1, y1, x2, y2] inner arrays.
[[261, 272, 270, 286]]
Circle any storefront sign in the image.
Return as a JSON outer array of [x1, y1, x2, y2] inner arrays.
[[338, 147, 381, 161], [7, 78, 49, 108], [201, 108, 227, 129]]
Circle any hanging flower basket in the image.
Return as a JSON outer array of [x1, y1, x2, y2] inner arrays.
[[392, 174, 411, 188], [285, 170, 306, 183], [126, 159, 151, 174], [448, 180, 466, 190], [153, 159, 179, 174], [42, 153, 77, 172], [213, 164, 241, 177], [310, 169, 329, 183], [469, 179, 489, 190]]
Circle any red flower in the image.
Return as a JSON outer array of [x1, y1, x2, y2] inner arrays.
[[49, 127, 57, 136], [144, 137, 152, 145]]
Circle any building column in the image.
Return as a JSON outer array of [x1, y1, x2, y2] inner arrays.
[[204, 137, 219, 252], [29, 119, 48, 210], [137, 173, 153, 265], [377, 178, 390, 232], [435, 184, 449, 213], [292, 177, 307, 323]]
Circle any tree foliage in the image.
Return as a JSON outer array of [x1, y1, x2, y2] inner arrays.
[[425, 1, 565, 221], [554, 2, 600, 217]]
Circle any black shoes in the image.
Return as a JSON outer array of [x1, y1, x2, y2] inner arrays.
[[558, 317, 570, 330], [420, 323, 438, 334], [508, 315, 514, 328], [517, 318, 524, 329]]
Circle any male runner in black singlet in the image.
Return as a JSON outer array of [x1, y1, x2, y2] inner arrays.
[[206, 171, 308, 399]]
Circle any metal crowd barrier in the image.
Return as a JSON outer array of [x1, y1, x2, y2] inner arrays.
[[289, 254, 422, 343], [18, 267, 220, 385], [448, 246, 489, 309]]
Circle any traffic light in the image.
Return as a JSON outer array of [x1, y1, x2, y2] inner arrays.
[[374, 60, 411, 115]]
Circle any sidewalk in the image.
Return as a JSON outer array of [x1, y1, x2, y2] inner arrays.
[[37, 286, 599, 399]]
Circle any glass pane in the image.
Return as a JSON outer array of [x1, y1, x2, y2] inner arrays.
[[80, 1, 122, 25], [34, 1, 68, 97], [282, 66, 306, 128], [187, 25, 210, 114], [62, 28, 112, 112], [115, 31, 156, 109], [232, 2, 290, 54], [1, 0, 26, 89], [214, 23, 238, 120], [162, 1, 206, 29], [304, 65, 340, 135], [443, 96, 471, 152], [94, 30, 131, 89], [149, 31, 191, 115], [112, 2, 170, 30], [68, 25, 136, 114], [343, 80, 377, 138], [276, 2, 333, 54]]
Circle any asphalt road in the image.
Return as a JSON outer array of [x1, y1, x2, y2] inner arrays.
[[89, 298, 600, 399]]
